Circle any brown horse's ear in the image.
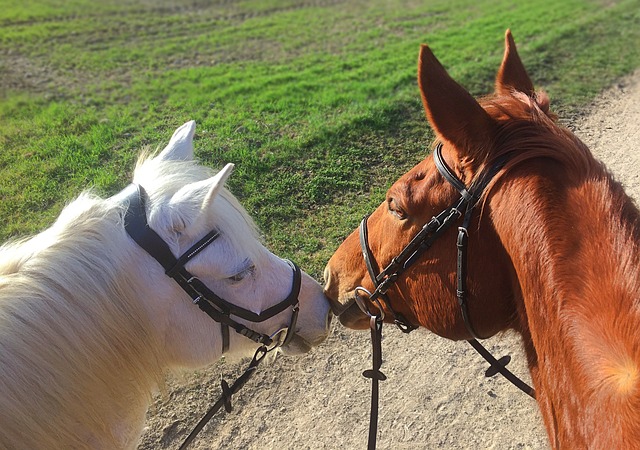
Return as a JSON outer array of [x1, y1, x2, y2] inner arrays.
[[418, 44, 495, 155], [495, 29, 534, 96]]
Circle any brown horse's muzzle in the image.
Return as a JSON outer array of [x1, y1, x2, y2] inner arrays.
[[323, 264, 371, 329], [334, 301, 371, 329]]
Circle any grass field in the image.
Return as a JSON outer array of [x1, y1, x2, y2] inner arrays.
[[1, 0, 639, 277]]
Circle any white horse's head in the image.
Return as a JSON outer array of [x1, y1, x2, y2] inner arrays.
[[129, 120, 331, 366]]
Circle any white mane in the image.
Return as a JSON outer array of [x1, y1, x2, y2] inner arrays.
[[0, 190, 165, 447]]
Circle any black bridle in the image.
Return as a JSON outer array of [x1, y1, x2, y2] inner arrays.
[[120, 183, 302, 448], [355, 143, 535, 449]]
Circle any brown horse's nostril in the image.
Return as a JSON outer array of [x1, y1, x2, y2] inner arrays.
[[323, 266, 337, 299]]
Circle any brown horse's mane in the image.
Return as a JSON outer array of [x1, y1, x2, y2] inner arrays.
[[481, 89, 640, 418], [474, 91, 640, 242], [481, 91, 598, 187]]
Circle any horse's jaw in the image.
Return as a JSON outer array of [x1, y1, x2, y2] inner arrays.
[[336, 301, 371, 330]]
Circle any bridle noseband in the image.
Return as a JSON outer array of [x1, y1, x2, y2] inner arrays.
[[121, 183, 301, 354], [355, 143, 534, 449]]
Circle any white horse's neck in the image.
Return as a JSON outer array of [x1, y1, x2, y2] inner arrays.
[[0, 194, 174, 449], [1, 120, 330, 450]]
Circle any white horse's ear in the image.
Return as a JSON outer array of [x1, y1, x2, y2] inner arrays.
[[156, 120, 197, 162], [169, 164, 235, 230], [201, 163, 235, 211]]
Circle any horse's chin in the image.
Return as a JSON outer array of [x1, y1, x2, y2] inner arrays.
[[336, 301, 371, 330], [326, 293, 371, 329]]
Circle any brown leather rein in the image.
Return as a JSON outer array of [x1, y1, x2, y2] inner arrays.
[[354, 143, 535, 449]]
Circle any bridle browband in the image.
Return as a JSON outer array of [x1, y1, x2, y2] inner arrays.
[[355, 143, 534, 449], [120, 183, 303, 449]]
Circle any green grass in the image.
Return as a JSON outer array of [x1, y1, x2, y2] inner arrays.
[[1, 0, 639, 278]]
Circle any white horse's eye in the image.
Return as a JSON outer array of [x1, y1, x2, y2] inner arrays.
[[228, 262, 255, 283]]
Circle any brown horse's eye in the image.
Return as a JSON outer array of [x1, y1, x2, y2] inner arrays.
[[388, 198, 406, 220]]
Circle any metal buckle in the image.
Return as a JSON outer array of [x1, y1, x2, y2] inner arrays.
[[268, 327, 289, 349], [376, 275, 397, 295], [267, 303, 299, 351], [354, 286, 386, 320]]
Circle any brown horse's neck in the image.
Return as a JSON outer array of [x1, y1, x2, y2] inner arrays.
[[490, 159, 640, 448]]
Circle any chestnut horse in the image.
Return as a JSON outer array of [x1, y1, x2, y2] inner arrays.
[[324, 30, 640, 448]]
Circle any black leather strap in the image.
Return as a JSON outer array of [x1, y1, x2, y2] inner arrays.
[[467, 339, 535, 398], [433, 144, 534, 397], [120, 182, 305, 449], [178, 345, 269, 450], [358, 215, 418, 333], [433, 143, 475, 202], [165, 230, 220, 278], [356, 142, 535, 406], [122, 184, 177, 271]]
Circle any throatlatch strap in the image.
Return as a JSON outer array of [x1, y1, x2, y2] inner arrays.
[[434, 148, 535, 397], [456, 202, 482, 340]]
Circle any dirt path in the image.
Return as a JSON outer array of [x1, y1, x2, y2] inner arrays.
[[139, 70, 640, 450]]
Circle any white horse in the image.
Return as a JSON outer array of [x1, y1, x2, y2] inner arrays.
[[0, 121, 331, 450]]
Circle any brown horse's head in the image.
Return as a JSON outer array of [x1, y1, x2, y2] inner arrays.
[[326, 30, 640, 446], [324, 30, 548, 340]]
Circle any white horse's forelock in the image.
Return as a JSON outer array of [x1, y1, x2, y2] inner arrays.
[[0, 151, 262, 448], [133, 149, 264, 264]]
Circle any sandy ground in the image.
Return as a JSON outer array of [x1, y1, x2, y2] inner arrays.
[[139, 70, 640, 450]]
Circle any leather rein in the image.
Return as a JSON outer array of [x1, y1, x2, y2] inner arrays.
[[120, 183, 302, 449], [354, 143, 535, 449]]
